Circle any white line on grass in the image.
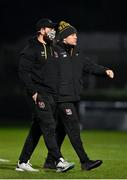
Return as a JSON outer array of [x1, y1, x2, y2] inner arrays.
[[0, 158, 10, 162]]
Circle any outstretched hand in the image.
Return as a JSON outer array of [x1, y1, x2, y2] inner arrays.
[[106, 69, 114, 79]]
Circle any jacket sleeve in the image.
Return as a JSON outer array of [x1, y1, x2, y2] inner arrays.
[[18, 46, 37, 96], [83, 56, 108, 76]]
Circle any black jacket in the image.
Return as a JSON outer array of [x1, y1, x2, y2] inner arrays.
[[19, 37, 59, 96], [19, 38, 108, 102], [53, 42, 108, 102]]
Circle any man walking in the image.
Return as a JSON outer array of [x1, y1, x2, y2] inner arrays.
[[43, 20, 114, 171], [16, 18, 74, 172]]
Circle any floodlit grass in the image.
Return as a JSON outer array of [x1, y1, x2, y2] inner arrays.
[[0, 126, 127, 179]]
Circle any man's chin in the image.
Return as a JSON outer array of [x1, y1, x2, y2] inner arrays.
[[44, 38, 53, 44], [73, 42, 77, 46]]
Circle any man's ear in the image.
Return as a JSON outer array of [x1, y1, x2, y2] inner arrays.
[[40, 28, 45, 35]]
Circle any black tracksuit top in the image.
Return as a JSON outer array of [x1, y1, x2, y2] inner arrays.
[[53, 42, 108, 102], [19, 38, 108, 102], [19, 37, 59, 96]]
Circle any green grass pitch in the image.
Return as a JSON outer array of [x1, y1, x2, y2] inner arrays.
[[0, 126, 127, 179]]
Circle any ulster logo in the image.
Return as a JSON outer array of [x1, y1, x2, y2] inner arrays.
[[60, 52, 67, 58], [41, 51, 45, 56], [65, 108, 72, 115], [38, 101, 45, 109]]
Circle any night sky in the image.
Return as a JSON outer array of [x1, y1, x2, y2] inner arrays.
[[0, 0, 127, 44]]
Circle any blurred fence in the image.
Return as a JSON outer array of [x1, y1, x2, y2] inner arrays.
[[79, 101, 127, 130]]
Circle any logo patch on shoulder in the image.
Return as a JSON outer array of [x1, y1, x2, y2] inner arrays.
[[65, 108, 72, 115]]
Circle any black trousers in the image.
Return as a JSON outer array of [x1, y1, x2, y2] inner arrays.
[[19, 95, 89, 163], [19, 94, 62, 163], [47, 102, 89, 163]]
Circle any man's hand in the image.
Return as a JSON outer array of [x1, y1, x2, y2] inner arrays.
[[106, 69, 114, 79], [32, 92, 38, 104]]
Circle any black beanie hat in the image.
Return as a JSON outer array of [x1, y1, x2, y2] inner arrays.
[[57, 21, 77, 40], [36, 18, 57, 32]]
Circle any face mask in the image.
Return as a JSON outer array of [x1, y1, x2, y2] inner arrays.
[[47, 29, 56, 40]]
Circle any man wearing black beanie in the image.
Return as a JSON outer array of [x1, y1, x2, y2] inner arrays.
[[56, 21, 77, 41], [43, 21, 114, 171]]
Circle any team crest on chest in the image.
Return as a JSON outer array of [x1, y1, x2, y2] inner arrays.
[[60, 52, 67, 58], [41, 51, 45, 56], [75, 52, 79, 56]]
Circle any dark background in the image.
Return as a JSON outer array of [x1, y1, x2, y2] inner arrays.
[[0, 0, 127, 43], [1, 0, 127, 125]]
